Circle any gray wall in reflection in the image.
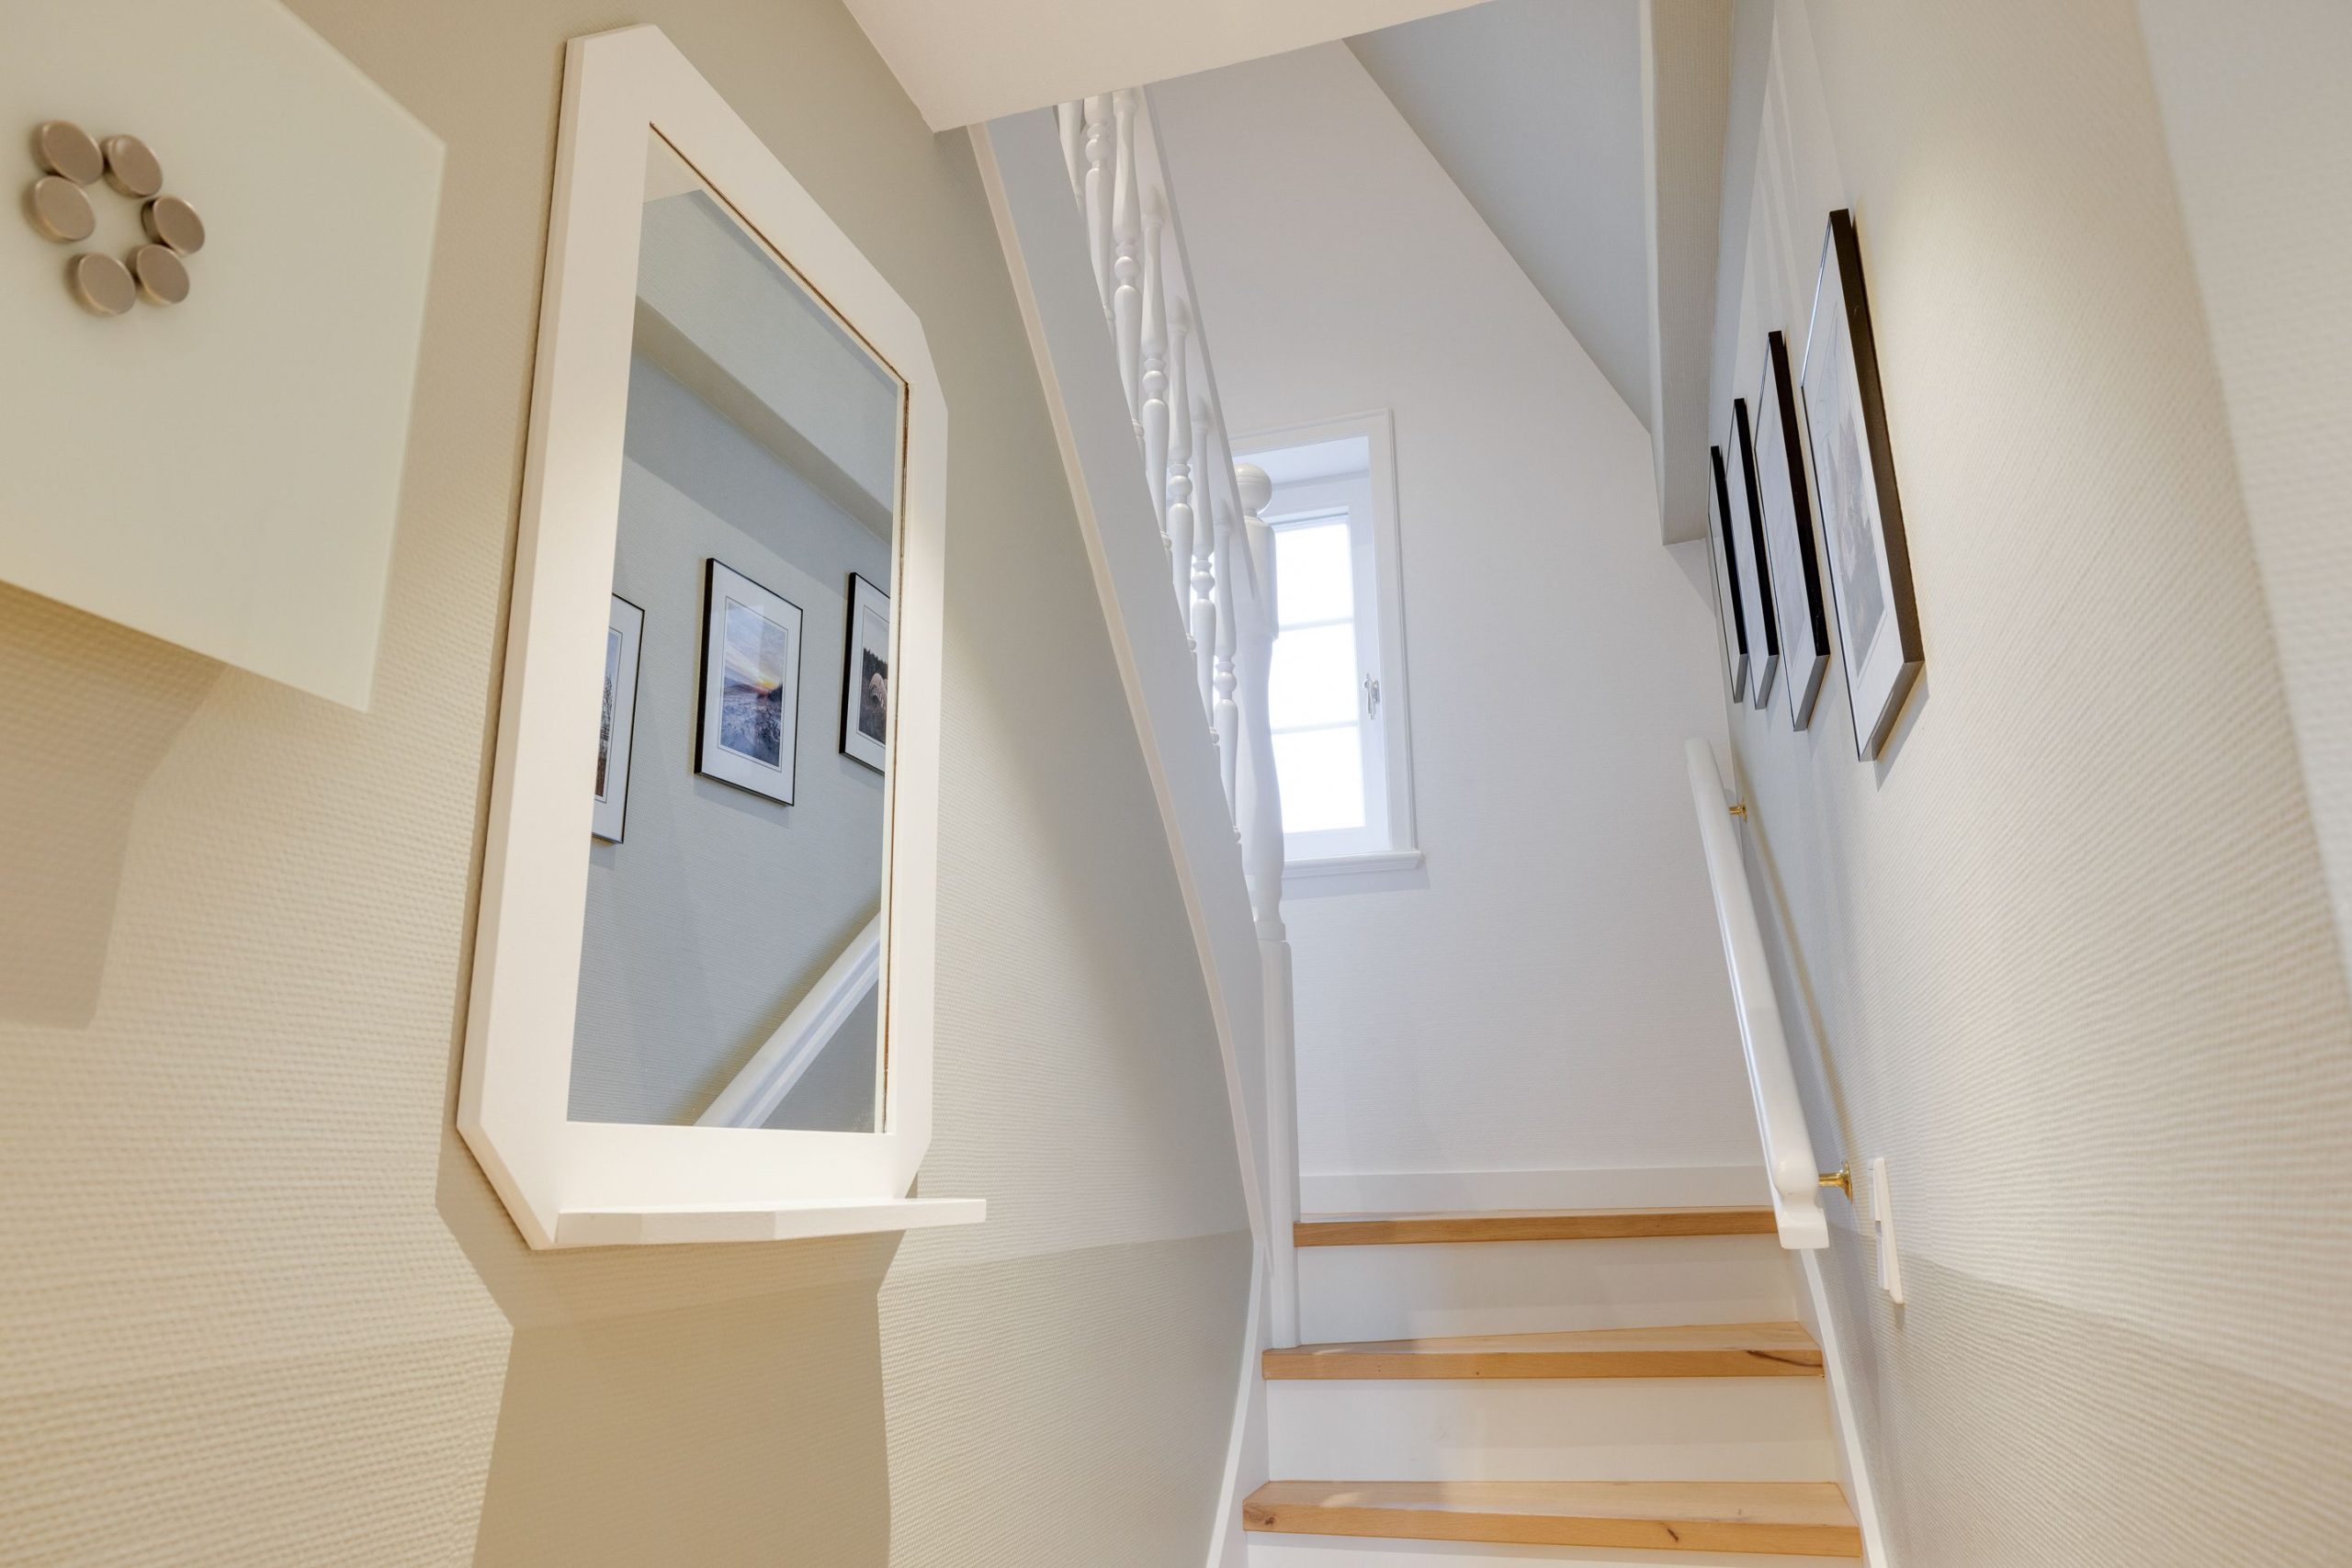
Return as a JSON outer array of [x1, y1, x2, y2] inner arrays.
[[569, 355, 887, 1127]]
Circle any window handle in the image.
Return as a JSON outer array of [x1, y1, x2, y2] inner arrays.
[[1363, 673, 1381, 718]]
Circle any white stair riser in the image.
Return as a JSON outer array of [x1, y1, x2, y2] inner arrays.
[[1297, 1235, 1796, 1344], [1267, 1379, 1837, 1483], [1249, 1535, 1858, 1568]]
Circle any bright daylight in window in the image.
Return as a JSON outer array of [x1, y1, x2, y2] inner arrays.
[[1240, 414, 1416, 871]]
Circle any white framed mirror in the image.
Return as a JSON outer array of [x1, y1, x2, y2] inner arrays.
[[459, 25, 979, 1248]]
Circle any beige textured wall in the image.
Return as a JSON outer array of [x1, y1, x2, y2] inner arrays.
[[1712, 1, 2352, 1563], [0, 0, 1250, 1562]]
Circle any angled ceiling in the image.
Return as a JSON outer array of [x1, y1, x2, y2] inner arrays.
[[840, 0, 1488, 130], [1348, 0, 1655, 428]]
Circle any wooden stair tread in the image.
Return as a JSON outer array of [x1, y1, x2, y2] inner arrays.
[[1263, 1321, 1824, 1380], [1243, 1479, 1861, 1557], [1294, 1207, 1777, 1247]]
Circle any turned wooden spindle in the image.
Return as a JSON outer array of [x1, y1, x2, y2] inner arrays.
[[1080, 96, 1113, 315], [1138, 186, 1170, 531], [1110, 91, 1143, 423], [1164, 297, 1195, 610]]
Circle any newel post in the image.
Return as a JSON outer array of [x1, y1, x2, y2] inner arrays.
[[1235, 460, 1300, 1348]]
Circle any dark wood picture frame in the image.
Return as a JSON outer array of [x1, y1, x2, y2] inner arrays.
[[1755, 330, 1831, 729], [1709, 445, 1751, 704], [839, 570, 890, 774], [1730, 397, 1780, 710], [1800, 208, 1923, 760]]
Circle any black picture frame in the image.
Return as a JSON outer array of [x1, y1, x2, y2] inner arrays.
[[1730, 396, 1780, 710], [694, 557, 804, 806], [839, 570, 890, 774], [1756, 330, 1831, 729], [1709, 445, 1751, 704], [1800, 208, 1923, 761]]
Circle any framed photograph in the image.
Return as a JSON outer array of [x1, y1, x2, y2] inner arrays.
[[840, 571, 891, 773], [1729, 397, 1780, 710], [1801, 209, 1923, 760], [1755, 330, 1831, 728], [593, 594, 645, 842], [695, 558, 803, 806], [1708, 445, 1750, 704]]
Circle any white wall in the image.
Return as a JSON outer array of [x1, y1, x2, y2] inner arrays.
[[1154, 43, 1764, 1209], [2134, 0, 2352, 998], [1708, 2, 2352, 1562]]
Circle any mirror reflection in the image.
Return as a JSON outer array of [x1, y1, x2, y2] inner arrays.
[[569, 133, 904, 1133]]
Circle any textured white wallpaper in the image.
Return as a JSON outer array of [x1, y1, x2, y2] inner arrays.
[[0, 0, 1250, 1562], [1713, 1, 2352, 1562]]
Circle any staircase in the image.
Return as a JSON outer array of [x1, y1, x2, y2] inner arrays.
[[979, 80, 1876, 1568], [1245, 1207, 1861, 1563]]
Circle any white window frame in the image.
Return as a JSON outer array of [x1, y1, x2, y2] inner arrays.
[[1234, 411, 1420, 880]]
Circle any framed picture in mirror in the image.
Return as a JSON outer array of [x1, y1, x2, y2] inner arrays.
[[459, 24, 977, 1248], [592, 594, 644, 842], [842, 572, 890, 773], [696, 559, 803, 806]]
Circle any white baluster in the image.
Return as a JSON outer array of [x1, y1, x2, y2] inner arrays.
[[1214, 462, 1241, 816], [1191, 396, 1224, 724], [1138, 186, 1170, 535], [1164, 298, 1195, 613], [1235, 462, 1285, 937], [1057, 101, 1084, 201], [1081, 95, 1114, 314], [1110, 91, 1144, 425]]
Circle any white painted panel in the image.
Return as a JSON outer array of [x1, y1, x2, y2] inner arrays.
[[0, 0, 442, 708], [1298, 1235, 1796, 1345], [1268, 1378, 1835, 1483], [1250, 1535, 1859, 1568]]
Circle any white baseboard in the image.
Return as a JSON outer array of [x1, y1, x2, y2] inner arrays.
[[1787, 1248, 1892, 1568], [1297, 1163, 1770, 1215]]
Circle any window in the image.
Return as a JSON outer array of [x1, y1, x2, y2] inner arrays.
[[1235, 412, 1418, 874]]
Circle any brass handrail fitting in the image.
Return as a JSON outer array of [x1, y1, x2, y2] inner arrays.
[[1820, 1163, 1852, 1199], [1727, 802, 1748, 818]]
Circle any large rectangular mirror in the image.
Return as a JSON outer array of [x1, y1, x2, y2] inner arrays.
[[569, 133, 904, 1134], [459, 25, 974, 1248]]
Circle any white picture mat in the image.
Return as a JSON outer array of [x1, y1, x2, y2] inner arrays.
[[593, 595, 643, 840], [842, 572, 890, 772], [696, 558, 803, 804]]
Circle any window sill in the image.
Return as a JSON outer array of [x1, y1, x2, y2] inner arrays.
[[1283, 849, 1424, 882]]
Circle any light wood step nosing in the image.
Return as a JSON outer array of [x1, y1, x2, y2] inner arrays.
[[1241, 1480, 1863, 1558], [1261, 1322, 1825, 1381], [1293, 1207, 1779, 1247]]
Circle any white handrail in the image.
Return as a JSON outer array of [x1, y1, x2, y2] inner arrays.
[[1683, 739, 1829, 1249], [697, 913, 882, 1130]]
